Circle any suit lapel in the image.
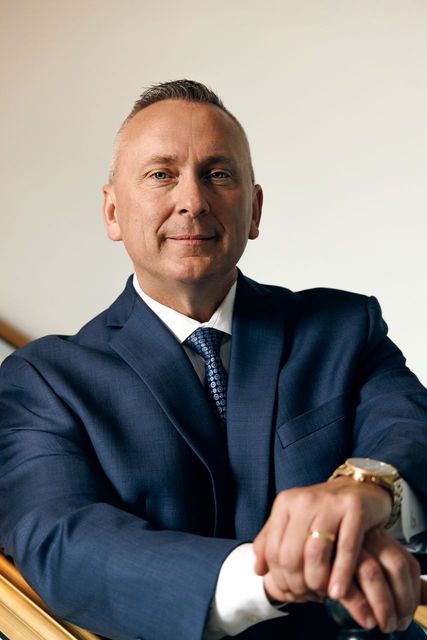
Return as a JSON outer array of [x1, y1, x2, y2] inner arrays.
[[227, 274, 297, 538], [107, 282, 232, 536]]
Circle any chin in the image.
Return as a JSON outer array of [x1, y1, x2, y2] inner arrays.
[[168, 258, 219, 282]]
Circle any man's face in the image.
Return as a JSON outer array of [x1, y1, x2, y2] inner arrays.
[[103, 99, 262, 300]]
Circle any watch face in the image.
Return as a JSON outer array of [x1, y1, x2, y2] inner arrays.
[[349, 458, 396, 475]]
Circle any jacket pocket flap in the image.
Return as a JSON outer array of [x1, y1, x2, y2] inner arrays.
[[277, 393, 353, 449]]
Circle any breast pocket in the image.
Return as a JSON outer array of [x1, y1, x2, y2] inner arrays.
[[275, 393, 354, 488]]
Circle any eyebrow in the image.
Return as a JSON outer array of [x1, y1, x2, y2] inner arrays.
[[143, 154, 180, 165], [200, 155, 236, 167]]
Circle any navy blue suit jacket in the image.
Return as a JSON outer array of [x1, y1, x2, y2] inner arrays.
[[1, 273, 427, 640]]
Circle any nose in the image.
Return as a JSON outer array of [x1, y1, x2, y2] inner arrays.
[[176, 174, 209, 218]]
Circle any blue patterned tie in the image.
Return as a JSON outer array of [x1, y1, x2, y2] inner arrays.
[[186, 328, 228, 425]]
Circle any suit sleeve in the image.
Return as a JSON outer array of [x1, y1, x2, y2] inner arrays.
[[0, 354, 240, 640], [352, 296, 427, 505]]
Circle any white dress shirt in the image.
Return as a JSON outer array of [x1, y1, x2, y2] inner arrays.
[[133, 275, 426, 639]]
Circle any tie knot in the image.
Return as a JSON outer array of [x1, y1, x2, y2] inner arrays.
[[186, 328, 225, 363]]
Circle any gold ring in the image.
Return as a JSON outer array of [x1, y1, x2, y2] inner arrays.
[[307, 530, 336, 543]]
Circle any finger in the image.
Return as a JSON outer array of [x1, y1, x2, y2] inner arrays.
[[257, 491, 313, 597], [253, 494, 291, 576], [364, 528, 419, 625], [272, 516, 307, 596], [304, 524, 338, 594], [356, 547, 397, 634], [258, 508, 290, 579], [363, 527, 421, 631], [339, 581, 377, 630], [327, 506, 364, 600]]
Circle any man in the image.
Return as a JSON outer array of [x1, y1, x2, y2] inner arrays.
[[0, 79, 427, 640]]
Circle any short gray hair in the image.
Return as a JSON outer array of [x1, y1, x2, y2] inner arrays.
[[124, 79, 239, 129]]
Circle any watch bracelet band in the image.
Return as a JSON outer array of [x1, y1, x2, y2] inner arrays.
[[386, 476, 402, 529]]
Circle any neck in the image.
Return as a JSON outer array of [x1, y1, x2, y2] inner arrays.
[[135, 273, 236, 322]]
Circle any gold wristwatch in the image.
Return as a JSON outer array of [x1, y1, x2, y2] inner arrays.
[[329, 457, 402, 528]]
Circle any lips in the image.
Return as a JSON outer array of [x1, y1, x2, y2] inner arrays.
[[166, 234, 217, 245]]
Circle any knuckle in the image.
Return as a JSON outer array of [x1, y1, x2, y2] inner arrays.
[[359, 559, 383, 583], [345, 492, 364, 513], [275, 489, 289, 505], [293, 490, 316, 511], [392, 555, 408, 576], [272, 492, 288, 515]]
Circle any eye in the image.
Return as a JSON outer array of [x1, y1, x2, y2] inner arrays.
[[208, 170, 230, 180], [150, 171, 170, 180]]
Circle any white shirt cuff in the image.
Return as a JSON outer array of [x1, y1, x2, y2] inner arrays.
[[203, 543, 287, 640]]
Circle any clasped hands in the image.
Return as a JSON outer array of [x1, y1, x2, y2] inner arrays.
[[253, 477, 425, 634]]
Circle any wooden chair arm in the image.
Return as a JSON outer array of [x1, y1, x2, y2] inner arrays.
[[415, 605, 427, 628], [0, 552, 102, 640], [0, 320, 30, 350]]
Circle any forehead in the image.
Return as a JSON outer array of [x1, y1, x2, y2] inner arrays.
[[116, 99, 248, 165]]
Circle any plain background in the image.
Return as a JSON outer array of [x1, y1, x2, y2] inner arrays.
[[1, 0, 426, 383]]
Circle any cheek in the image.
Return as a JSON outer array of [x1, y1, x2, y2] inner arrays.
[[115, 207, 147, 250], [118, 208, 173, 258], [228, 200, 256, 240], [125, 192, 173, 229]]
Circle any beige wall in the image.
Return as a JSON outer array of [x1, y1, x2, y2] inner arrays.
[[1, 0, 426, 383]]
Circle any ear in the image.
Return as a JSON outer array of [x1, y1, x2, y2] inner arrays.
[[248, 184, 263, 240], [102, 184, 122, 241]]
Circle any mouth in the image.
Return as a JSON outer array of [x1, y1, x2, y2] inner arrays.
[[166, 234, 217, 246]]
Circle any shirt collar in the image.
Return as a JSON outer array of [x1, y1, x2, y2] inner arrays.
[[132, 274, 236, 344]]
